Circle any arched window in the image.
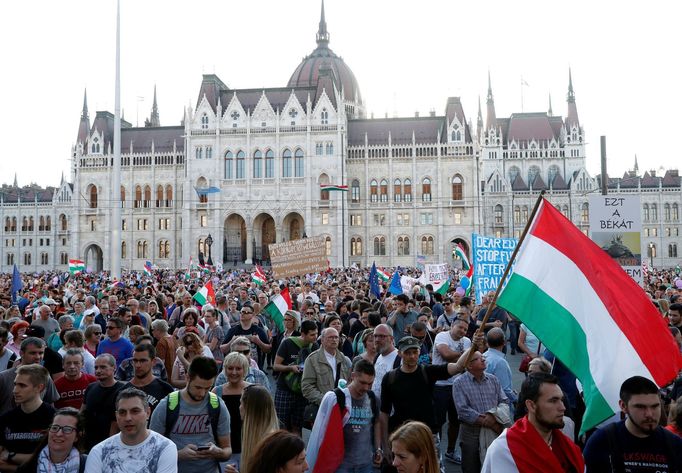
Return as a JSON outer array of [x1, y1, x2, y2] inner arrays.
[[643, 203, 649, 222], [137, 240, 148, 259], [11, 217, 16, 232], [397, 236, 410, 256], [351, 237, 362, 256], [351, 180, 360, 203], [165, 185, 173, 207], [121, 241, 127, 259], [404, 179, 412, 202], [196, 177, 208, 204], [581, 203, 589, 224], [156, 185, 164, 208], [28, 217, 34, 231], [649, 243, 657, 258], [321, 108, 328, 125], [422, 178, 432, 202], [294, 149, 304, 177], [24, 253, 31, 265], [325, 236, 332, 256], [253, 150, 263, 178], [158, 240, 170, 258], [4, 217, 9, 232], [265, 150, 274, 178], [452, 174, 463, 201], [494, 204, 504, 224], [144, 186, 151, 208], [224, 151, 233, 179], [673, 203, 679, 221], [45, 216, 51, 231], [380, 179, 388, 202], [374, 237, 386, 256], [41, 252, 49, 265], [651, 203, 658, 221], [197, 238, 207, 257], [522, 206, 529, 222], [394, 179, 402, 203], [201, 114, 209, 129], [665, 203, 671, 221], [421, 236, 434, 255], [669, 244, 678, 258], [370, 180, 378, 203], [319, 174, 330, 201], [22, 217, 28, 232], [236, 151, 245, 179], [89, 185, 98, 209], [282, 149, 292, 177], [60, 252, 68, 265], [135, 185, 142, 208], [59, 214, 67, 231], [39, 216, 45, 231], [514, 206, 521, 224], [562, 205, 569, 217], [120, 186, 126, 208], [6, 254, 14, 265]]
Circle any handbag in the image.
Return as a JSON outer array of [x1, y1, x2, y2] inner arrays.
[[519, 341, 542, 373]]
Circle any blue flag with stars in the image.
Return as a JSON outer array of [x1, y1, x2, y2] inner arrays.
[[369, 262, 381, 298], [388, 269, 403, 295]]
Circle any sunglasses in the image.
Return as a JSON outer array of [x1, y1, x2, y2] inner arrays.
[[237, 349, 250, 355]]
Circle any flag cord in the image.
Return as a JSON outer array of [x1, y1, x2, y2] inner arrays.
[[463, 190, 546, 366]]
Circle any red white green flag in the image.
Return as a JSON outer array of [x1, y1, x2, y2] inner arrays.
[[193, 281, 215, 306], [319, 184, 348, 192], [497, 198, 682, 433], [252, 265, 266, 286], [68, 259, 85, 274], [376, 267, 390, 282], [262, 287, 293, 332]]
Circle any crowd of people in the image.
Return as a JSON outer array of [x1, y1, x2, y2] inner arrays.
[[0, 264, 680, 473]]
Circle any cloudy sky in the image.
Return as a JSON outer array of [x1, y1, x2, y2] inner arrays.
[[2, 0, 680, 188]]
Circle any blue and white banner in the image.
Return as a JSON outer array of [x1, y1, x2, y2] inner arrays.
[[472, 233, 518, 304]]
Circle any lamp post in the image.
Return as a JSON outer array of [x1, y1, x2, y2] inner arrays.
[[648, 242, 654, 269], [206, 233, 213, 266]]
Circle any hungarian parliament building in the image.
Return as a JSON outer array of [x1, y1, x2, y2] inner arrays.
[[1, 5, 680, 273]]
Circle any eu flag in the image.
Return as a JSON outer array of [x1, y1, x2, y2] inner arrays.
[[388, 270, 403, 295], [11, 264, 22, 304], [369, 262, 381, 299]]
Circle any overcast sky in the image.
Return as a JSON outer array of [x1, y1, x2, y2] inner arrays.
[[2, 0, 680, 188]]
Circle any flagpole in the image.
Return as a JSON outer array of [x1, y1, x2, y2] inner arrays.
[[463, 190, 546, 366]]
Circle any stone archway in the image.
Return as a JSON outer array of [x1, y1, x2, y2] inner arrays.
[[253, 213, 276, 264], [450, 237, 470, 267], [282, 212, 305, 241], [83, 243, 103, 272], [223, 214, 247, 265]]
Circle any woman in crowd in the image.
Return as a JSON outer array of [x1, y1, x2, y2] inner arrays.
[[128, 325, 147, 345], [171, 331, 212, 388], [244, 430, 308, 473], [352, 328, 377, 365], [202, 304, 224, 366], [518, 322, 542, 365], [389, 421, 439, 473], [151, 319, 176, 377], [47, 315, 74, 352], [17, 407, 87, 473], [147, 299, 165, 321], [214, 352, 251, 463], [8, 320, 29, 355], [174, 307, 205, 339], [225, 384, 280, 473], [83, 325, 101, 358]]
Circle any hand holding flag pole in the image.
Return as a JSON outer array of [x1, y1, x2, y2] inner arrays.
[[462, 190, 546, 366]]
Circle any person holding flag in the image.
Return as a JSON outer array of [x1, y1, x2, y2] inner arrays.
[[369, 262, 382, 299]]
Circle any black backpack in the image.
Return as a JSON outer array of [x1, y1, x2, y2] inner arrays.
[[334, 387, 378, 425]]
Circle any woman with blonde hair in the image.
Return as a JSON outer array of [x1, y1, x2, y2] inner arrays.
[[214, 352, 251, 464], [390, 421, 440, 473], [171, 331, 213, 388], [225, 384, 279, 473]]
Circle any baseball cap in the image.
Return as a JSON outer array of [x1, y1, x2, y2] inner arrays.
[[398, 336, 421, 352], [26, 326, 46, 339]]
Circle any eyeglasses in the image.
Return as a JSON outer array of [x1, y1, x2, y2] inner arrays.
[[306, 311, 315, 315], [49, 424, 77, 434]]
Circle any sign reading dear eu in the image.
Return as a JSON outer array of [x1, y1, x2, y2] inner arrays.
[[472, 234, 518, 304]]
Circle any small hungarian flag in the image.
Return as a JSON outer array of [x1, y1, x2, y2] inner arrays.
[[143, 261, 153, 276], [376, 267, 390, 282], [320, 184, 348, 192], [193, 281, 216, 306], [262, 287, 292, 332], [454, 244, 472, 274], [435, 279, 450, 296], [69, 259, 85, 274], [252, 265, 266, 286]]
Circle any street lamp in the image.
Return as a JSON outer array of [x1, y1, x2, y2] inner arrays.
[[648, 242, 654, 268], [206, 233, 213, 266]]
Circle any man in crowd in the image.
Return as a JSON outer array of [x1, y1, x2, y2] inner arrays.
[[150, 357, 231, 473], [436, 297, 459, 330], [302, 327, 352, 408], [482, 372, 584, 472], [0, 337, 60, 416], [97, 317, 134, 367], [669, 303, 682, 331], [372, 324, 400, 400], [220, 305, 270, 368], [307, 359, 382, 472], [484, 327, 517, 408], [31, 304, 60, 339], [59, 329, 95, 375], [85, 387, 177, 472], [81, 354, 126, 452], [432, 317, 471, 464], [273, 320, 318, 435], [583, 375, 682, 471], [126, 344, 173, 417], [476, 292, 508, 334], [386, 294, 418, 343], [84, 295, 100, 318], [452, 350, 508, 473], [54, 349, 96, 409], [0, 364, 55, 471], [116, 337, 168, 382]]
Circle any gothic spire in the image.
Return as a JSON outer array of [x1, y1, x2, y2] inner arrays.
[[567, 68, 575, 103], [146, 85, 160, 127], [485, 71, 497, 131], [634, 155, 639, 174], [316, 0, 330, 46], [566, 68, 579, 127], [81, 89, 89, 119], [13, 173, 18, 188], [548, 93, 553, 116], [77, 88, 91, 145], [476, 95, 483, 139]]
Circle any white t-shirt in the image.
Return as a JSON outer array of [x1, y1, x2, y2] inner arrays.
[[372, 350, 399, 398], [432, 331, 471, 386], [324, 350, 337, 380], [85, 430, 177, 473]]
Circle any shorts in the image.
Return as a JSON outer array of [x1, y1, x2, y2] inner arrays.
[[274, 387, 307, 429]]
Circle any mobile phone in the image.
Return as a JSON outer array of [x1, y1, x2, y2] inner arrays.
[[197, 445, 211, 451]]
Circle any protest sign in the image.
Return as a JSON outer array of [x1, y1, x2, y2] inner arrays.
[[419, 263, 449, 292], [268, 237, 328, 279], [589, 195, 642, 284], [472, 233, 518, 304]]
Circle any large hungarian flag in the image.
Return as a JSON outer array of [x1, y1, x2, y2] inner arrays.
[[193, 281, 215, 306], [497, 198, 682, 432], [69, 259, 85, 274], [262, 287, 293, 332]]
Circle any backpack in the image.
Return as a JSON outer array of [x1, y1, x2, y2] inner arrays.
[[334, 387, 379, 425], [164, 390, 222, 444], [386, 365, 429, 389]]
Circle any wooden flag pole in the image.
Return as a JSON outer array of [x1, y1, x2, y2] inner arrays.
[[462, 190, 547, 367]]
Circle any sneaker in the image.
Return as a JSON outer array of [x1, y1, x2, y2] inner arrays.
[[444, 451, 461, 464]]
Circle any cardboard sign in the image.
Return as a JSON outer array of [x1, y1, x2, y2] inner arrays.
[[269, 237, 328, 279]]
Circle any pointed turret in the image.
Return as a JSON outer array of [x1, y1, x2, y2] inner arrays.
[[634, 155, 639, 175], [476, 95, 483, 139], [76, 88, 90, 145], [548, 93, 553, 116], [13, 173, 18, 188], [145, 85, 160, 127], [485, 71, 497, 130], [566, 68, 579, 128], [316, 0, 330, 46]]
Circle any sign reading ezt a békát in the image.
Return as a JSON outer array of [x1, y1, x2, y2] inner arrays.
[[268, 237, 328, 279]]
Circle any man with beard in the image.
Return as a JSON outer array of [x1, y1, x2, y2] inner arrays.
[[583, 376, 682, 472], [482, 373, 584, 472], [126, 344, 173, 418]]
